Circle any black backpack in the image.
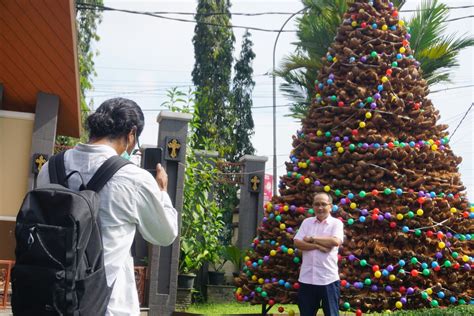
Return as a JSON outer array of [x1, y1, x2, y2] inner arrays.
[[12, 151, 131, 316]]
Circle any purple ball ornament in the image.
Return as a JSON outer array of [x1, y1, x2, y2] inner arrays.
[[265, 279, 270, 284], [329, 74, 335, 80], [290, 205, 297, 212], [384, 212, 391, 219], [286, 227, 294, 233], [371, 285, 378, 292], [378, 215, 384, 221], [385, 285, 393, 292], [314, 181, 321, 186], [361, 209, 369, 216], [343, 136, 350, 142], [405, 33, 411, 40], [263, 217, 268, 222], [271, 277, 277, 282], [387, 264, 394, 272], [360, 56, 367, 63], [335, 136, 341, 141], [370, 102, 377, 109], [446, 232, 453, 238], [244, 296, 249, 301], [407, 287, 415, 295], [389, 2, 394, 8], [401, 297, 407, 304], [348, 254, 356, 261], [435, 252, 443, 259], [418, 191, 425, 197], [264, 256, 270, 262], [374, 93, 381, 100], [463, 263, 471, 270], [293, 167, 298, 172]]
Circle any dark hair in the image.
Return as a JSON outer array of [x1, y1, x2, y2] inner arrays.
[[86, 98, 145, 140]]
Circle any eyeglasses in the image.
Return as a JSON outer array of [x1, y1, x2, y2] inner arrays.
[[313, 203, 331, 207]]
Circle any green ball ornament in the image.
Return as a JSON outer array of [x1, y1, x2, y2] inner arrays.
[[331, 95, 337, 102], [258, 259, 263, 265], [384, 188, 392, 195], [348, 218, 354, 225], [293, 257, 301, 263], [343, 302, 350, 310], [308, 208, 314, 215], [370, 51, 377, 58], [364, 278, 372, 285], [459, 299, 466, 305], [349, 144, 356, 151], [407, 211, 414, 218], [275, 215, 281, 222], [431, 300, 439, 307], [359, 190, 366, 198], [335, 189, 342, 196], [256, 287, 262, 293], [421, 292, 428, 299], [398, 268, 405, 275], [367, 97, 374, 103], [317, 151, 323, 157], [415, 229, 422, 236], [411, 257, 418, 264], [392, 61, 398, 67], [444, 260, 452, 268], [452, 252, 459, 258], [360, 259, 367, 267], [261, 291, 268, 297], [325, 131, 331, 137], [422, 269, 430, 276]]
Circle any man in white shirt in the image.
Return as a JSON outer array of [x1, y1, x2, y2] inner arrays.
[[293, 192, 344, 316], [38, 98, 178, 315]]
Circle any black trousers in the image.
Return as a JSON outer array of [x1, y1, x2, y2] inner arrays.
[[297, 280, 340, 316]]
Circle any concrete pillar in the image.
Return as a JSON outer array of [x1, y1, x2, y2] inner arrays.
[[147, 111, 192, 316], [237, 155, 268, 251]]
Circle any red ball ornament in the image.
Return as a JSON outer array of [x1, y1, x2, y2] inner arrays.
[[388, 142, 394, 148], [372, 265, 380, 272], [454, 194, 460, 199], [361, 22, 367, 28], [310, 156, 316, 162], [453, 263, 460, 270], [352, 129, 359, 136], [373, 208, 380, 215], [413, 103, 420, 110], [437, 232, 444, 239], [411, 269, 419, 277], [463, 211, 469, 218], [269, 299, 275, 306], [237, 294, 243, 301], [402, 39, 409, 46], [371, 189, 379, 196], [356, 309, 363, 316], [371, 214, 378, 220], [246, 260, 252, 267], [434, 266, 441, 272], [298, 207, 305, 214], [392, 10, 399, 17], [300, 176, 305, 181], [386, 68, 393, 76], [278, 306, 285, 313], [426, 230, 434, 238], [341, 280, 347, 287], [435, 140, 441, 146], [293, 282, 300, 289], [399, 286, 406, 294], [417, 197, 425, 204], [408, 189, 414, 193], [390, 222, 397, 229], [338, 101, 344, 107], [351, 15, 357, 20]]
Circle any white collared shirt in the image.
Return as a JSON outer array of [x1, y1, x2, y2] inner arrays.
[[37, 143, 178, 315], [294, 215, 344, 285]]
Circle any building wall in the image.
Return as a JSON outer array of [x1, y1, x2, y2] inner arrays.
[[0, 110, 34, 259]]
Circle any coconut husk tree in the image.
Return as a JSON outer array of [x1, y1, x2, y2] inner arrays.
[[234, 0, 473, 313]]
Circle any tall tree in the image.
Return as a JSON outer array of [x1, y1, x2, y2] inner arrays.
[[192, 0, 235, 157], [231, 30, 256, 162], [277, 0, 473, 119]]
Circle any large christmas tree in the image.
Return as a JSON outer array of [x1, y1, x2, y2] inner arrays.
[[235, 0, 473, 313]]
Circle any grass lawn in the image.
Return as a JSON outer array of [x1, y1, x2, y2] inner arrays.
[[185, 303, 474, 315]]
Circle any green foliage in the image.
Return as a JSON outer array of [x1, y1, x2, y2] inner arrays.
[[163, 88, 226, 275], [278, 0, 472, 119], [230, 30, 256, 162], [192, 0, 235, 158]]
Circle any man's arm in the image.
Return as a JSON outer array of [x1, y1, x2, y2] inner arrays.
[[307, 236, 342, 248], [294, 238, 331, 253]]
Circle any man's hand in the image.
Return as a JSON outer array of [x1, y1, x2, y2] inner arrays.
[[155, 163, 168, 191]]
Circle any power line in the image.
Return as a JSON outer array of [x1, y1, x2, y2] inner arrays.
[[449, 103, 473, 141], [430, 84, 474, 93]]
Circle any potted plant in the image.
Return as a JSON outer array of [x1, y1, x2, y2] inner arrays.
[[222, 245, 243, 278]]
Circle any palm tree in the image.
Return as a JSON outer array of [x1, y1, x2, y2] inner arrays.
[[278, 0, 473, 119]]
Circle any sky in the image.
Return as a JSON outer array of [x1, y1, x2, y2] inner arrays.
[[85, 0, 473, 200]]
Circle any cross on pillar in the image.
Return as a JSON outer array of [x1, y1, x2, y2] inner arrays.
[[35, 155, 47, 172], [167, 139, 181, 158], [250, 175, 260, 191]]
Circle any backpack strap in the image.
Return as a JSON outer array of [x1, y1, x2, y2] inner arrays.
[[86, 156, 132, 192], [48, 150, 68, 187]]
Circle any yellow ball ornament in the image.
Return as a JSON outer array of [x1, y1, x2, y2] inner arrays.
[[396, 213, 404, 220], [335, 142, 342, 148], [450, 207, 457, 213], [431, 144, 438, 151], [280, 223, 286, 230], [462, 255, 469, 262], [283, 205, 289, 212], [398, 20, 405, 26], [288, 248, 294, 255], [304, 178, 311, 184], [258, 278, 264, 284], [399, 47, 406, 54], [324, 185, 331, 192], [350, 202, 357, 209], [270, 250, 277, 256], [252, 275, 257, 281], [382, 76, 389, 83], [359, 121, 366, 128], [365, 112, 372, 119], [374, 271, 382, 278], [338, 147, 344, 154], [417, 209, 424, 216], [389, 274, 396, 281], [382, 24, 388, 31], [438, 242, 445, 249], [351, 21, 357, 27], [245, 256, 250, 261], [427, 288, 433, 295], [237, 287, 242, 294], [396, 301, 403, 309]]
